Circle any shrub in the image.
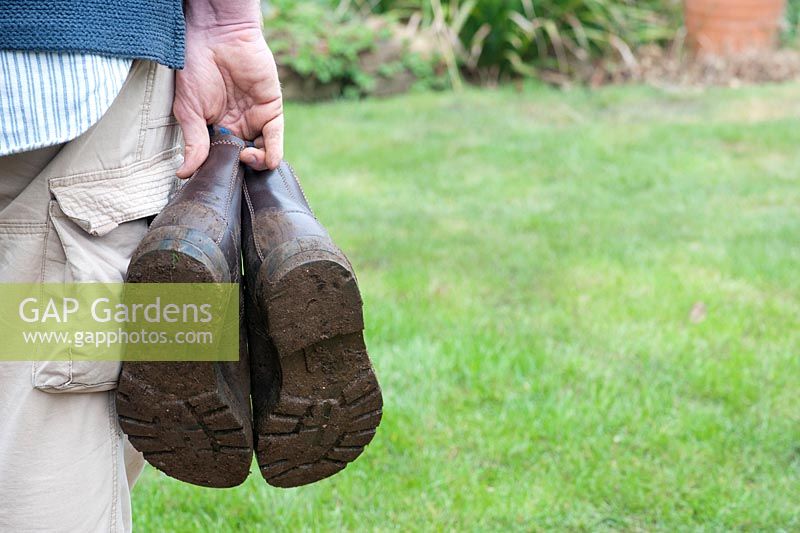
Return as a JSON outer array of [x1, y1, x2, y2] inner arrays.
[[785, 0, 800, 44], [264, 0, 448, 100], [337, 0, 683, 79]]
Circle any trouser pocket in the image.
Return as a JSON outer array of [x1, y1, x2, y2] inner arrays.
[[0, 60, 182, 394], [31, 202, 149, 393]]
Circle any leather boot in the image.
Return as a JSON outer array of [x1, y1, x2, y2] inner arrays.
[[116, 131, 253, 488], [242, 162, 383, 488]]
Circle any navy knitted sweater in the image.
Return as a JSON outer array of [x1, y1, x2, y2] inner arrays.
[[0, 0, 185, 69]]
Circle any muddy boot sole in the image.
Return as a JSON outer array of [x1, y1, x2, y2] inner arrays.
[[117, 232, 253, 488], [252, 237, 383, 488], [116, 361, 253, 487]]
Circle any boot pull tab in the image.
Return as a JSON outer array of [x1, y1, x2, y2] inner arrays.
[[207, 125, 256, 147]]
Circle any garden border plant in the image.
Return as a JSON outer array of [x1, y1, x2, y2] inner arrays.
[[337, 0, 683, 81], [264, 0, 448, 100]]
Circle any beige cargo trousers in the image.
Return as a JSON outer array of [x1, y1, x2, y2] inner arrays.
[[0, 61, 182, 532]]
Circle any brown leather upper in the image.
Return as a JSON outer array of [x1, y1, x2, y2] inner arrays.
[[242, 162, 330, 265], [149, 134, 245, 280]]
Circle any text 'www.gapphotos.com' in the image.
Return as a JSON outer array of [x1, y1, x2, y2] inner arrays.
[[21, 328, 214, 348]]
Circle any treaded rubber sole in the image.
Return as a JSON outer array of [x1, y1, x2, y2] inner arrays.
[[117, 361, 253, 488], [253, 248, 383, 488], [117, 234, 252, 488]]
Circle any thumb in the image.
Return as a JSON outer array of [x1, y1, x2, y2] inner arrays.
[[175, 110, 210, 179]]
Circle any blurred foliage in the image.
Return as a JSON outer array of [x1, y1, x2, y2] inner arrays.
[[785, 0, 800, 44], [267, 1, 800, 87], [334, 0, 683, 80], [265, 0, 379, 93], [264, 0, 447, 98]]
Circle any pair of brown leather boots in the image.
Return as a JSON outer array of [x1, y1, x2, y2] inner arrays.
[[116, 131, 382, 488]]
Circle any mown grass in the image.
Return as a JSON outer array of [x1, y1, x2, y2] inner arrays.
[[133, 83, 800, 531]]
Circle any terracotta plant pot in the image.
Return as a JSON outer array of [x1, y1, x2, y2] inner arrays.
[[684, 0, 786, 56]]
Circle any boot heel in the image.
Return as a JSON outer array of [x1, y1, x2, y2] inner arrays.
[[127, 225, 231, 283], [257, 236, 365, 356]]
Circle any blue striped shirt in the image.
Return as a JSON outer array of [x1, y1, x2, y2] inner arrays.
[[0, 51, 131, 156]]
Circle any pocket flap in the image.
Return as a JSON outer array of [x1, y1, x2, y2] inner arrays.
[[50, 148, 182, 237]]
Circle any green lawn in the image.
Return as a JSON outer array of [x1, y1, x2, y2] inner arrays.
[[133, 83, 800, 531]]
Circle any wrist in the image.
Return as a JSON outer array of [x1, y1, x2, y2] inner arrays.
[[184, 0, 262, 31]]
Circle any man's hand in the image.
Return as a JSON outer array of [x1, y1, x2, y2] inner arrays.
[[174, 0, 283, 178]]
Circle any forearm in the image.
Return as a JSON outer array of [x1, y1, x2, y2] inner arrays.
[[183, 0, 262, 31]]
